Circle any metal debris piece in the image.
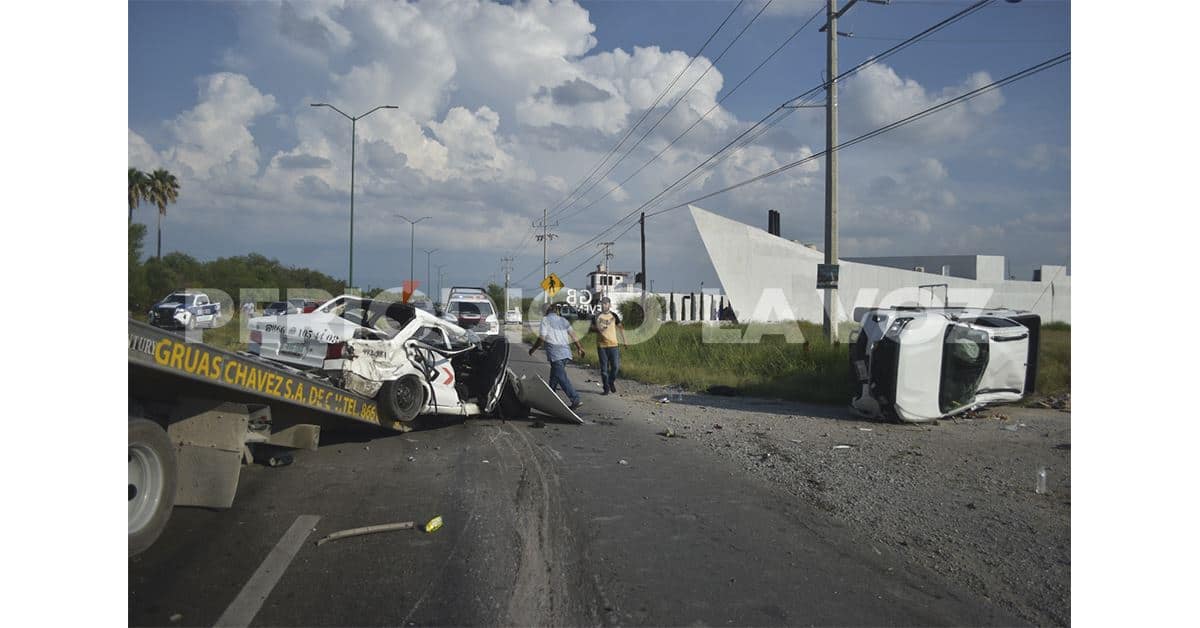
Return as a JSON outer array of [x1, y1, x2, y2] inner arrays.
[[618, 459, 629, 465], [832, 444, 853, 450], [316, 521, 415, 546], [857, 427, 873, 432], [424, 516, 444, 533]]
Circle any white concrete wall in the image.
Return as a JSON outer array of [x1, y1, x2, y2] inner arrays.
[[691, 205, 1070, 324]]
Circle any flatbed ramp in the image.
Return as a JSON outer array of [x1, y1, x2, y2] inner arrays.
[[129, 320, 405, 433]]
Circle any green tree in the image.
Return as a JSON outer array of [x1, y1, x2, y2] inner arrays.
[[486, 283, 506, 312], [129, 223, 150, 312], [146, 168, 181, 259], [128, 167, 149, 225]]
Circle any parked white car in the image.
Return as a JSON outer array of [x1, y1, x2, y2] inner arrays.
[[849, 307, 1040, 423], [247, 295, 578, 423], [505, 308, 522, 324]]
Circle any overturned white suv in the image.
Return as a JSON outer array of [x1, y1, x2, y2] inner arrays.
[[247, 295, 579, 424], [849, 307, 1041, 423]]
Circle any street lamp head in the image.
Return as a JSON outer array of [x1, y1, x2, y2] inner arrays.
[[383, 105, 399, 109], [310, 103, 328, 107]]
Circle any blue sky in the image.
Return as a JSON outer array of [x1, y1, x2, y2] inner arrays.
[[128, 0, 1070, 295]]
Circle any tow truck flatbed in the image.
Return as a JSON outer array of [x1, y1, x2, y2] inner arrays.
[[129, 319, 408, 433]]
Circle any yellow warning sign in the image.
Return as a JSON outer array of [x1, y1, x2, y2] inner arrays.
[[540, 273, 564, 297]]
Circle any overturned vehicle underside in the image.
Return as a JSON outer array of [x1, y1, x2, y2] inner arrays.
[[248, 296, 580, 425], [849, 307, 1040, 424]]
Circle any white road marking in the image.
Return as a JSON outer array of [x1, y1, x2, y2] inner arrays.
[[214, 514, 320, 628]]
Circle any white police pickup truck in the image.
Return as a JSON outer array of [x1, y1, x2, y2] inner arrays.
[[849, 307, 1040, 423], [148, 291, 221, 331]]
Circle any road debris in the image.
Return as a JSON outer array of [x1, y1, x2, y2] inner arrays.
[[424, 516, 444, 533], [618, 459, 629, 465], [857, 427, 873, 432], [658, 427, 678, 438], [832, 444, 853, 450], [316, 521, 415, 546], [268, 452, 293, 467], [1035, 392, 1071, 411], [169, 614, 182, 623], [659, 397, 670, 404]]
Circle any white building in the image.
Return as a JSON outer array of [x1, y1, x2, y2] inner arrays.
[[690, 205, 1070, 324], [583, 263, 727, 323]]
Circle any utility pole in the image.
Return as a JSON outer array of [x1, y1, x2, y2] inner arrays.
[[822, 0, 841, 344], [640, 212, 647, 307], [598, 242, 615, 271], [423, 248, 438, 301], [501, 256, 514, 314], [817, 0, 886, 343], [533, 206, 559, 283]]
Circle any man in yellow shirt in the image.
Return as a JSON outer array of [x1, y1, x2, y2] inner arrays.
[[590, 297, 627, 395]]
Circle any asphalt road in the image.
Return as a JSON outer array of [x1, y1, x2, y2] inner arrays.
[[129, 346, 1018, 627]]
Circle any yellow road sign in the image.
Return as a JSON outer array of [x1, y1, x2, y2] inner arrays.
[[540, 273, 564, 297]]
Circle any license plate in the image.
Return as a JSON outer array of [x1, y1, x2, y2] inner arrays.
[[280, 342, 306, 356]]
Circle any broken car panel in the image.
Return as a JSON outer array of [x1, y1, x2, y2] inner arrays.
[[247, 295, 568, 423]]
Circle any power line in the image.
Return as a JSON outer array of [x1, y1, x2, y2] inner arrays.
[[537, 0, 996, 273], [543, 0, 747, 222], [550, 3, 825, 227], [645, 51, 1071, 218], [546, 0, 777, 224], [501, 0, 746, 265]]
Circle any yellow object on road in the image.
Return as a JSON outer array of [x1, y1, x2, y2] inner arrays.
[[424, 515, 443, 533]]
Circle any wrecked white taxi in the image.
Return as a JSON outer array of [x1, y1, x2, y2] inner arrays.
[[248, 295, 579, 423], [849, 307, 1040, 423]]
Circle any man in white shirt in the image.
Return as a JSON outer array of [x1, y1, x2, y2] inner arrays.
[[528, 303, 585, 410]]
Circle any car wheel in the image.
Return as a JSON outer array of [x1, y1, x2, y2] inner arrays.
[[129, 418, 177, 556], [380, 375, 425, 423]]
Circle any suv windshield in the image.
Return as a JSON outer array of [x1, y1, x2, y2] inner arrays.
[[938, 324, 990, 413], [164, 294, 189, 306], [449, 301, 493, 317]]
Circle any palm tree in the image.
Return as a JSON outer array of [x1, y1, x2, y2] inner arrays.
[[146, 169, 181, 259], [128, 167, 149, 224]]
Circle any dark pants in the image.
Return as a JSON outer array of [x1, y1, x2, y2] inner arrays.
[[598, 346, 621, 391], [548, 358, 579, 404]]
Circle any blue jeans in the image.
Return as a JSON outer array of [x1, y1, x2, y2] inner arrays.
[[548, 358, 579, 404], [598, 347, 621, 391]]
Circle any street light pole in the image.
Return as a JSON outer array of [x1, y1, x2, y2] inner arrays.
[[310, 103, 399, 291], [423, 248, 439, 301], [435, 264, 447, 307], [397, 215, 432, 295]]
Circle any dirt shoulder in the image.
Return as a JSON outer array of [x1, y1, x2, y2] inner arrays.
[[578, 370, 1071, 626]]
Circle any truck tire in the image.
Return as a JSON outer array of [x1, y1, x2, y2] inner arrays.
[[129, 418, 177, 556], [380, 375, 425, 423]]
